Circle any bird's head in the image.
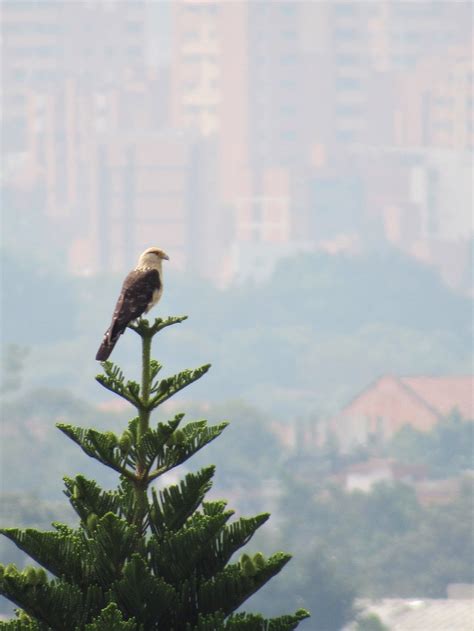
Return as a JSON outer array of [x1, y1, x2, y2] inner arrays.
[[138, 247, 170, 268]]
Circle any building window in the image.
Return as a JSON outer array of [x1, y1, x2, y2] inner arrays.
[[281, 105, 296, 114], [334, 28, 359, 40], [127, 46, 142, 57], [434, 97, 454, 107], [336, 77, 361, 90], [183, 30, 199, 41], [127, 21, 142, 33], [281, 130, 296, 141], [334, 4, 357, 15], [432, 120, 454, 131], [336, 129, 356, 142], [336, 103, 362, 115]]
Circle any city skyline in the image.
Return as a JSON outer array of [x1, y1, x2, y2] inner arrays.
[[1, 0, 472, 292]]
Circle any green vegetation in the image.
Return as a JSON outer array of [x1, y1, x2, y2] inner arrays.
[[251, 543, 357, 631], [2, 392, 473, 623], [1, 247, 472, 627], [0, 495, 74, 571], [0, 317, 309, 629], [387, 411, 474, 477], [276, 478, 473, 600], [355, 614, 390, 631], [1, 250, 76, 346], [0, 383, 127, 495], [2, 248, 471, 416]]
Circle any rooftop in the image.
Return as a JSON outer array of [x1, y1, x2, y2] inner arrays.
[[346, 598, 474, 631]]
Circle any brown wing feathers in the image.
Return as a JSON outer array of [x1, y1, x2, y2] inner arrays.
[[96, 269, 161, 361]]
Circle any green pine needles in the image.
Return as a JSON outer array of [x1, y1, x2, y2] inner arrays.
[[0, 316, 309, 630]]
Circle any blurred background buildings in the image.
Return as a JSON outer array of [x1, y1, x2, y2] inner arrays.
[[1, 4, 473, 623], [2, 0, 472, 291]]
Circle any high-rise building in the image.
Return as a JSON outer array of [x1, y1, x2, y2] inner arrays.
[[1, 0, 150, 266], [2, 2, 223, 277], [1, 1, 147, 80], [2, 68, 174, 269], [1, 0, 149, 159], [170, 1, 472, 244], [394, 44, 473, 151], [69, 128, 218, 277], [299, 0, 472, 150], [2, 0, 471, 286], [170, 0, 319, 281]]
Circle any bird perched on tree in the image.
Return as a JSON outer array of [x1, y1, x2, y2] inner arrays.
[[96, 247, 169, 361]]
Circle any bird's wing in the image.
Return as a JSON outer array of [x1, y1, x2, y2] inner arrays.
[[109, 268, 161, 339]]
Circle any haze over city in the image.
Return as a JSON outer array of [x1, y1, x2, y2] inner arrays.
[[2, 0, 472, 288], [1, 1, 473, 629]]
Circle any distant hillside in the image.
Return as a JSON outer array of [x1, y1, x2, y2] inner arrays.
[[3, 248, 471, 417]]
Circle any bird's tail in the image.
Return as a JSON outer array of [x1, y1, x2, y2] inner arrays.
[[96, 328, 119, 361]]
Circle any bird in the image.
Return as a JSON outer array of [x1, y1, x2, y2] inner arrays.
[[95, 247, 169, 361]]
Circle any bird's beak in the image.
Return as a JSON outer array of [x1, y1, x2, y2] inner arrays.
[[162, 253, 170, 260]]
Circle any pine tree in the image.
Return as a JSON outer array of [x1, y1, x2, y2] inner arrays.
[[0, 316, 310, 630]]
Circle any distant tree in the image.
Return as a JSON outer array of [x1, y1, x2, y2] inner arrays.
[[0, 493, 74, 616], [0, 345, 29, 395], [14, 249, 471, 419], [234, 249, 471, 336], [253, 544, 356, 631], [355, 613, 389, 631], [0, 316, 309, 629], [188, 401, 282, 486], [388, 411, 474, 477], [368, 481, 474, 597], [0, 385, 128, 496], [300, 549, 355, 631], [1, 250, 77, 345], [276, 472, 474, 599]]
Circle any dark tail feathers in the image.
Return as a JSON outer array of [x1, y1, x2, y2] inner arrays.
[[96, 329, 120, 361]]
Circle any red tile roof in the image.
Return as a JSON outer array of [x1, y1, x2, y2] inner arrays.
[[329, 375, 473, 448], [400, 376, 473, 419]]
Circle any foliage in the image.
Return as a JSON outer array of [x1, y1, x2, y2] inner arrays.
[[366, 481, 474, 596], [1, 345, 29, 395], [251, 543, 356, 631], [355, 613, 389, 631], [3, 249, 471, 418], [1, 250, 77, 345], [0, 317, 309, 629], [277, 476, 474, 599], [387, 411, 474, 477], [0, 386, 127, 495], [0, 494, 76, 618], [186, 401, 282, 488], [222, 249, 471, 335]]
